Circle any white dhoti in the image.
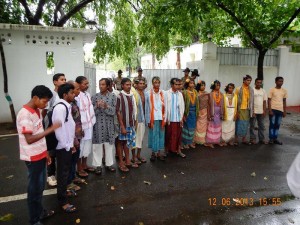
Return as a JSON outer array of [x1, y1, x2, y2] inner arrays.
[[80, 127, 93, 158], [135, 123, 145, 149], [92, 143, 114, 167]]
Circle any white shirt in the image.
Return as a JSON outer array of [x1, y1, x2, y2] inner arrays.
[[253, 88, 267, 114], [153, 91, 163, 120], [52, 99, 75, 151]]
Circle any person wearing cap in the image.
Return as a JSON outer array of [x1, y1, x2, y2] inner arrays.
[[190, 69, 200, 82], [181, 67, 191, 84], [133, 67, 147, 89], [114, 70, 123, 91]]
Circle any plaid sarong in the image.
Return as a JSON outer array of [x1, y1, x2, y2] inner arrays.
[[118, 126, 136, 148]]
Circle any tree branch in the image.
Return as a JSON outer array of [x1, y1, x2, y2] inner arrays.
[[56, 0, 94, 27], [18, 0, 35, 24], [127, 0, 138, 12], [216, 2, 263, 49], [268, 8, 300, 47], [33, 0, 47, 22], [54, 0, 65, 25]]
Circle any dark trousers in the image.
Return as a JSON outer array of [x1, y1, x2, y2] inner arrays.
[[269, 109, 283, 140], [25, 158, 46, 225], [67, 147, 80, 184], [47, 149, 56, 177], [56, 149, 72, 206], [250, 114, 266, 141]]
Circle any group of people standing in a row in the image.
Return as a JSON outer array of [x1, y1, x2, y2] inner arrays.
[[17, 67, 287, 225]]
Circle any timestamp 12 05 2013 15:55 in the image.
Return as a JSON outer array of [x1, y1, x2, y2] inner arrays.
[[208, 197, 282, 207]]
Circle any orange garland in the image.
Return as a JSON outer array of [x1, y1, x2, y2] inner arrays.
[[213, 90, 221, 105]]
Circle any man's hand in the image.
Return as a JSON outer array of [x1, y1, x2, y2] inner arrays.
[[71, 147, 76, 154], [180, 120, 183, 127], [46, 153, 52, 166], [269, 109, 273, 116], [121, 126, 127, 135], [50, 122, 61, 131], [283, 111, 287, 118]]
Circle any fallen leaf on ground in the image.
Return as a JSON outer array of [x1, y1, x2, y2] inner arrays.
[[163, 175, 167, 178], [232, 198, 242, 204], [0, 214, 14, 221], [6, 175, 13, 179], [143, 181, 151, 185], [251, 172, 256, 177], [180, 172, 185, 175], [122, 176, 126, 179], [120, 206, 124, 210], [264, 177, 268, 180], [76, 218, 80, 223], [253, 191, 256, 195], [111, 186, 115, 191], [139, 222, 145, 225]]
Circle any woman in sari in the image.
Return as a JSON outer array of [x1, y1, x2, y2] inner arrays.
[[206, 80, 224, 148], [182, 79, 199, 149], [222, 83, 238, 146], [194, 80, 210, 146]]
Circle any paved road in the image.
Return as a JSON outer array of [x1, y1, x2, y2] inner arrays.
[[0, 112, 300, 225]]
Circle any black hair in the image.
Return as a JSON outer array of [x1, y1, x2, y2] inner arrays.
[[243, 74, 252, 81], [170, 78, 180, 86], [152, 76, 160, 83], [224, 83, 235, 93], [195, 80, 206, 92], [255, 78, 262, 83], [99, 78, 111, 87], [121, 78, 131, 85], [75, 76, 87, 84], [31, 85, 53, 99], [210, 80, 221, 90], [53, 73, 65, 82], [184, 79, 195, 89], [275, 76, 284, 82], [57, 83, 74, 99]]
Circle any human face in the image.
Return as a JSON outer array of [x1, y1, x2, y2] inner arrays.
[[99, 80, 108, 93], [276, 78, 284, 88], [200, 84, 206, 92], [138, 71, 142, 77], [64, 89, 75, 103], [152, 80, 160, 90], [54, 75, 66, 87], [137, 81, 145, 91], [122, 81, 132, 93], [255, 80, 262, 89], [172, 81, 181, 91], [244, 78, 252, 86], [228, 85, 234, 94], [34, 97, 50, 109], [184, 71, 189, 77], [73, 82, 80, 97], [215, 83, 220, 91], [188, 81, 195, 90], [79, 79, 89, 92]]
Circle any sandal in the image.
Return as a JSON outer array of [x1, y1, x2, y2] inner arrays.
[[67, 183, 81, 192], [131, 159, 142, 165], [189, 144, 196, 149], [66, 189, 77, 197], [150, 154, 156, 162], [242, 141, 252, 145], [126, 163, 139, 168], [158, 155, 166, 161], [62, 204, 77, 213], [77, 170, 88, 178], [137, 157, 147, 163], [233, 142, 239, 146], [84, 167, 95, 173], [73, 177, 85, 184], [177, 152, 186, 158], [250, 140, 257, 145], [95, 167, 102, 175], [118, 164, 129, 172], [259, 140, 269, 145], [40, 209, 54, 220], [105, 166, 116, 172]]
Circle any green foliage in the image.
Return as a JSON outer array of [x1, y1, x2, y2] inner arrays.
[[0, 0, 23, 24]]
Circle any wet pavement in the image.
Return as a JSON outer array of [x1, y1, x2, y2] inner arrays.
[[0, 112, 300, 225]]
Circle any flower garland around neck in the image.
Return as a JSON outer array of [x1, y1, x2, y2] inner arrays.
[[187, 89, 196, 105], [213, 90, 221, 105]]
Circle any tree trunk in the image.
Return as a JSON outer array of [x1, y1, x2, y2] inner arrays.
[[257, 49, 267, 80], [0, 38, 16, 127], [176, 49, 181, 69], [152, 53, 155, 69]]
